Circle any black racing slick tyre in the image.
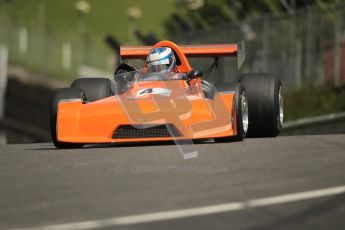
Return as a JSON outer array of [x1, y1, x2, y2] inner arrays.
[[239, 73, 283, 137], [214, 84, 248, 142], [50, 88, 84, 149], [71, 78, 113, 102]]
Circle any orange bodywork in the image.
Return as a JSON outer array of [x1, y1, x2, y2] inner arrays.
[[57, 41, 238, 143]]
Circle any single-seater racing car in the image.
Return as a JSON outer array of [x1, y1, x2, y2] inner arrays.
[[50, 40, 283, 148]]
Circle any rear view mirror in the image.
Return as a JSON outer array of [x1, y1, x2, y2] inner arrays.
[[115, 70, 134, 83], [187, 69, 204, 80]]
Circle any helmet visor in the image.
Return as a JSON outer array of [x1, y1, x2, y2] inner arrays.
[[147, 64, 171, 73]]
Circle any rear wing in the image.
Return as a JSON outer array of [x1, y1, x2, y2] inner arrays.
[[120, 41, 245, 69]]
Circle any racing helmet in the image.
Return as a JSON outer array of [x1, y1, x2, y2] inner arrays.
[[146, 47, 176, 73]]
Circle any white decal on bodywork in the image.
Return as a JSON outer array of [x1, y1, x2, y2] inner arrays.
[[136, 88, 172, 97]]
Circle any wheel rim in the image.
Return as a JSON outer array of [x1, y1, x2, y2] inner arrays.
[[278, 86, 284, 126], [241, 91, 249, 134]]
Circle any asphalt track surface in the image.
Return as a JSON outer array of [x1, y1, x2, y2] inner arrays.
[[0, 134, 345, 230]]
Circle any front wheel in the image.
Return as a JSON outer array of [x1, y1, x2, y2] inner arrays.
[[71, 78, 113, 102], [239, 73, 283, 137]]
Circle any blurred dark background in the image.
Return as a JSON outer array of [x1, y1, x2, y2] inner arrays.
[[0, 0, 345, 143]]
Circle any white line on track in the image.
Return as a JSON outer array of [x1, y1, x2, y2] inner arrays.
[[10, 185, 345, 230]]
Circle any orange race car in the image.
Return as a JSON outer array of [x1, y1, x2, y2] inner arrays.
[[50, 40, 283, 148]]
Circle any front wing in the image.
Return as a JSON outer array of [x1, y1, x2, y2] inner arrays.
[[56, 93, 237, 143]]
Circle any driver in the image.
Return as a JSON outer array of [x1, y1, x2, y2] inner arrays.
[[146, 47, 183, 80]]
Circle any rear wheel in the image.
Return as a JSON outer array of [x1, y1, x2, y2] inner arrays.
[[71, 78, 113, 102], [50, 88, 85, 148], [239, 73, 283, 137], [214, 84, 248, 142]]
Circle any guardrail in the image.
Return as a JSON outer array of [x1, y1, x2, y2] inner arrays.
[[282, 112, 345, 135], [0, 118, 48, 143]]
